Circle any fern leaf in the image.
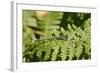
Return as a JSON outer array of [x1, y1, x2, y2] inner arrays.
[[51, 46, 59, 61]]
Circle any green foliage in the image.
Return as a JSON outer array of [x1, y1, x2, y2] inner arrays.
[[23, 10, 91, 62]]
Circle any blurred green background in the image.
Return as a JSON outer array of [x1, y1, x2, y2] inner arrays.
[[22, 10, 91, 62]]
